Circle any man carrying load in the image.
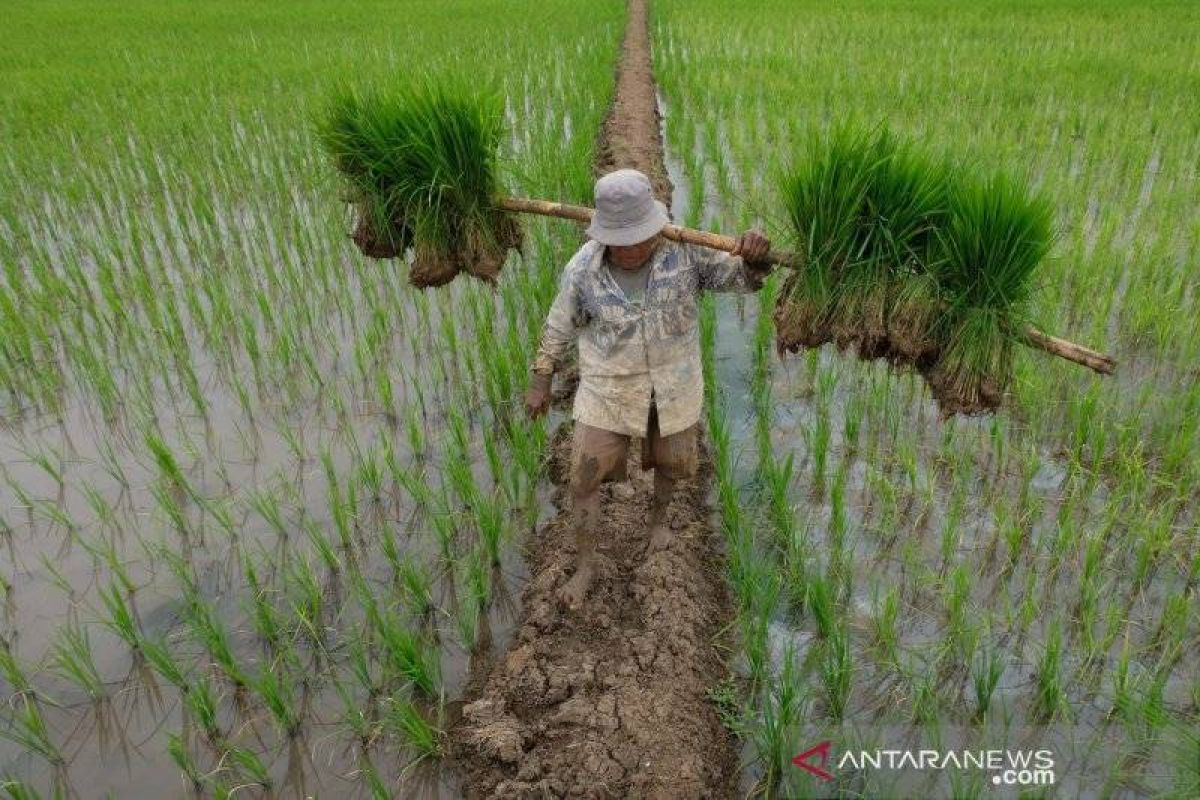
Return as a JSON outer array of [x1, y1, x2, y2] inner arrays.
[[525, 168, 772, 609]]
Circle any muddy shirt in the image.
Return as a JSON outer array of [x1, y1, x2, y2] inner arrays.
[[531, 238, 766, 437], [607, 258, 652, 306]]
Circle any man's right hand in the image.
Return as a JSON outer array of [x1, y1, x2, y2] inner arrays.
[[525, 373, 553, 419]]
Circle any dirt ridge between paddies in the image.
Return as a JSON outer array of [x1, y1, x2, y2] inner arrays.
[[451, 0, 740, 796]]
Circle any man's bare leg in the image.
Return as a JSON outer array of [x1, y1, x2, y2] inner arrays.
[[558, 486, 599, 609], [558, 426, 625, 610], [647, 469, 677, 553]]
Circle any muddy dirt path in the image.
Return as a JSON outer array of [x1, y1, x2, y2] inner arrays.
[[452, 1, 739, 797]]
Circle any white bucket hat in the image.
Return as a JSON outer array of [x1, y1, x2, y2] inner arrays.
[[586, 168, 670, 246]]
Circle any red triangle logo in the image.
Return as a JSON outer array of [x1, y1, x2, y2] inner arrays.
[[792, 740, 834, 781]]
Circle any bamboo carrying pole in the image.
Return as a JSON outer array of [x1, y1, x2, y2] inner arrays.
[[497, 196, 1116, 375]]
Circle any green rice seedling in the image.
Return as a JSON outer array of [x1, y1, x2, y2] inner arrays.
[[287, 555, 327, 649], [806, 572, 837, 640], [249, 488, 290, 542], [319, 78, 520, 287], [384, 697, 445, 766], [971, 643, 1004, 721], [929, 173, 1053, 415], [187, 600, 249, 690], [98, 580, 142, 654], [752, 644, 803, 794], [185, 673, 223, 745], [871, 585, 900, 665], [166, 732, 203, 795], [455, 588, 481, 654], [805, 404, 831, 497], [140, 635, 189, 694], [820, 627, 853, 721], [0, 642, 35, 699], [0, 779, 54, 800], [358, 757, 391, 800], [336, 676, 377, 750], [0, 696, 63, 768], [943, 564, 971, 657], [242, 556, 285, 655], [255, 657, 303, 739], [223, 745, 272, 791], [301, 516, 343, 578], [49, 622, 106, 703], [911, 664, 940, 725], [474, 491, 507, 568], [322, 449, 357, 555], [1033, 619, 1065, 722], [144, 430, 194, 500], [781, 528, 809, 617], [375, 609, 440, 699]]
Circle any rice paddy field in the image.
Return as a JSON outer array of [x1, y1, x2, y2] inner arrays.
[[2, 0, 1198, 798], [654, 0, 1200, 797], [1, 0, 624, 796]]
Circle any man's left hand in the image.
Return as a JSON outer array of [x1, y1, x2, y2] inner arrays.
[[732, 229, 771, 266]]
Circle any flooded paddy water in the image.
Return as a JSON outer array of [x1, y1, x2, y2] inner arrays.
[[0, 1, 629, 796], [654, 1, 1199, 796]]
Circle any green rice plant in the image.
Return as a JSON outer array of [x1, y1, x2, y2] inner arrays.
[[0, 779, 57, 800], [144, 430, 194, 499], [1033, 619, 1066, 722], [751, 644, 803, 794], [911, 664, 940, 725], [804, 404, 831, 497], [0, 641, 36, 699], [383, 697, 445, 765], [0, 696, 63, 767], [871, 585, 900, 665], [97, 580, 142, 653], [241, 553, 284, 653], [971, 642, 1004, 721], [139, 635, 189, 693], [184, 673, 223, 745], [302, 516, 343, 578], [255, 657, 303, 739], [375, 608, 440, 699], [318, 78, 520, 287], [49, 622, 106, 702], [287, 555, 327, 649], [358, 757, 391, 800], [186, 601, 248, 690], [806, 572, 837, 640], [249, 488, 290, 542], [820, 626, 853, 721], [223, 745, 272, 791], [336, 676, 377, 749], [166, 732, 203, 795]]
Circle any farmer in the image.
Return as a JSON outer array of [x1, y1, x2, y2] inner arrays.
[[525, 168, 772, 609]]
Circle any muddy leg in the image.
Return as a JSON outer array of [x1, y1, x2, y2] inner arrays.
[[559, 425, 627, 610], [559, 479, 600, 610], [646, 419, 698, 554], [647, 469, 677, 553]]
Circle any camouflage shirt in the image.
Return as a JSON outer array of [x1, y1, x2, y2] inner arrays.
[[531, 238, 766, 437]]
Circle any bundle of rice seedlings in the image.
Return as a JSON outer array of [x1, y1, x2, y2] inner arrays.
[[927, 173, 1053, 414], [319, 78, 521, 287], [844, 134, 947, 360], [775, 126, 876, 353], [776, 126, 946, 359]]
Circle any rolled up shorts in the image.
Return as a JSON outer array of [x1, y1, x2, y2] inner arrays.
[[569, 403, 698, 494]]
